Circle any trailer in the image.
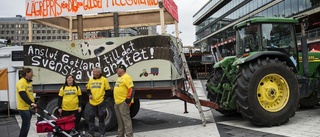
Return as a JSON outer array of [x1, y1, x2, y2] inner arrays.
[[0, 34, 215, 131]]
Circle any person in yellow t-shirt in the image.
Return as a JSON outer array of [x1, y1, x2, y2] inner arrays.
[[86, 67, 111, 137], [16, 67, 37, 137], [114, 64, 134, 137], [57, 74, 82, 131]]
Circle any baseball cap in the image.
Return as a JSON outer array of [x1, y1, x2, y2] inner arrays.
[[117, 64, 126, 71]]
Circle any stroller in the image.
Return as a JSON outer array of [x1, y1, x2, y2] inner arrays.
[[33, 106, 79, 137]]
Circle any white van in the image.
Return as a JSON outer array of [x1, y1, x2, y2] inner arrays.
[[0, 46, 23, 111]]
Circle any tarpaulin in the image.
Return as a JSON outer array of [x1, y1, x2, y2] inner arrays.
[[0, 68, 8, 90]]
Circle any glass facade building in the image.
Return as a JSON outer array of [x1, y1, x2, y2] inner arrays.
[[186, 0, 320, 78], [194, 0, 320, 50]]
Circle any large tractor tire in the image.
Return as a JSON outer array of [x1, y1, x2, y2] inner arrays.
[[206, 69, 237, 116], [84, 98, 117, 131], [235, 58, 299, 126]]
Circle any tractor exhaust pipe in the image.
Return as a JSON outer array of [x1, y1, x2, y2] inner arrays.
[[300, 18, 309, 97], [301, 21, 309, 78]]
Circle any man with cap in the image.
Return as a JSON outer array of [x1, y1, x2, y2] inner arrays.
[[114, 64, 134, 137]]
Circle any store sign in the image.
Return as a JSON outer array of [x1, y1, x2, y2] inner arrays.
[[25, 0, 159, 19], [163, 0, 178, 22]]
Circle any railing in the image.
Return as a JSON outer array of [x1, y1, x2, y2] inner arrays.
[[296, 27, 320, 40]]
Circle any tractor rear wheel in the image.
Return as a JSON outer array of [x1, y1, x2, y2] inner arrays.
[[235, 58, 299, 126], [206, 69, 237, 116]]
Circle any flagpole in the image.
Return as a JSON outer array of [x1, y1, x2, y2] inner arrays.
[[6, 69, 10, 117]]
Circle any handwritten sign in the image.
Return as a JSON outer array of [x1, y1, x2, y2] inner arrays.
[[24, 36, 180, 81], [25, 0, 159, 19], [163, 0, 178, 22]]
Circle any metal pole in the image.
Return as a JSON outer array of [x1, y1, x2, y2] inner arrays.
[[114, 12, 119, 37], [184, 101, 188, 114], [77, 15, 83, 39], [6, 68, 10, 117], [301, 19, 309, 78]]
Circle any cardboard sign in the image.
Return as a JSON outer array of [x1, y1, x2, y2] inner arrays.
[[163, 0, 178, 22], [25, 0, 159, 19]]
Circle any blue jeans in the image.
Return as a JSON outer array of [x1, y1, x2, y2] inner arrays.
[[18, 110, 32, 137]]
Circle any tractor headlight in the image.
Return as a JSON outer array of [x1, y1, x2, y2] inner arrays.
[[235, 59, 245, 65]]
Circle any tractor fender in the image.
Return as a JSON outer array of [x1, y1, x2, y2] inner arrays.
[[235, 51, 298, 72]]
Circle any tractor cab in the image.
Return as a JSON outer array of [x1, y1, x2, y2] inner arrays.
[[234, 17, 299, 67]]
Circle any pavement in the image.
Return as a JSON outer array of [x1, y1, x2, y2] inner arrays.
[[2, 80, 320, 137]]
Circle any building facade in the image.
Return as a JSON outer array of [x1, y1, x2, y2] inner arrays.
[[0, 16, 70, 45], [191, 0, 320, 75], [0, 16, 157, 45], [137, 26, 157, 35]]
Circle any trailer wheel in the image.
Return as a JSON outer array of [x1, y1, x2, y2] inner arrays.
[[130, 99, 140, 118], [206, 68, 237, 116], [235, 58, 299, 126], [45, 98, 60, 119], [84, 98, 117, 131]]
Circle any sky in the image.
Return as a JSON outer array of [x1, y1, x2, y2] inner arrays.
[[0, 0, 209, 46], [158, 0, 209, 46]]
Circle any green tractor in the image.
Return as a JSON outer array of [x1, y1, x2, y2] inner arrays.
[[206, 17, 320, 126]]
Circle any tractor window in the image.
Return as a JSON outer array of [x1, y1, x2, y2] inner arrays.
[[261, 23, 298, 66], [236, 24, 261, 56], [261, 23, 296, 52]]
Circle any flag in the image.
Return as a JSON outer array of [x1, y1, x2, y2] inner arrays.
[[0, 68, 8, 90]]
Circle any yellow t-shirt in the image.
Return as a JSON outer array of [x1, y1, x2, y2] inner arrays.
[[86, 76, 110, 106], [114, 73, 134, 105], [58, 86, 82, 111], [16, 78, 34, 110]]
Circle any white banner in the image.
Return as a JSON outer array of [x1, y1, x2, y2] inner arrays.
[[25, 0, 159, 19]]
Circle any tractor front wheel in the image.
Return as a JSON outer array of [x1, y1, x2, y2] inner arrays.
[[235, 58, 299, 126]]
